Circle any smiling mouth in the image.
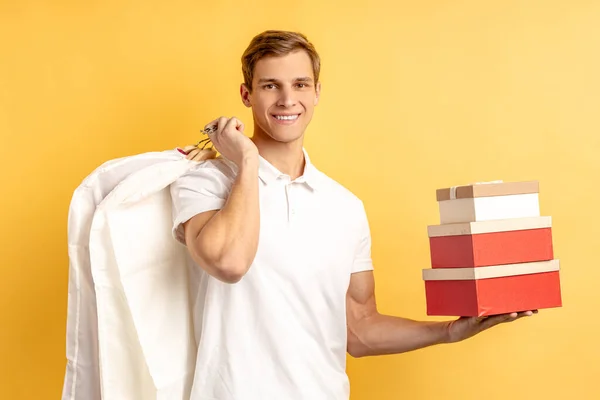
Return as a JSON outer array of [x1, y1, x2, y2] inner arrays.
[[271, 113, 301, 125], [272, 114, 300, 121]]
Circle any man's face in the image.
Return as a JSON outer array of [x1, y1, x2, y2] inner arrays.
[[241, 50, 321, 143]]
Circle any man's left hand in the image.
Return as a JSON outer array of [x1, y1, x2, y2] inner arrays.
[[446, 310, 538, 343]]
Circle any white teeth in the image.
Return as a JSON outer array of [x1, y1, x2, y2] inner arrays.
[[275, 115, 299, 120]]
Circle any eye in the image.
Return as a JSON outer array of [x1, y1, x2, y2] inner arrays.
[[263, 84, 276, 89], [296, 83, 309, 88]]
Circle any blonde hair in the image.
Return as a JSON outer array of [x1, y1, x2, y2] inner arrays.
[[241, 30, 321, 92]]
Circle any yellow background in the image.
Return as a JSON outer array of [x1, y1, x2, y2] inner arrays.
[[1, 0, 598, 399]]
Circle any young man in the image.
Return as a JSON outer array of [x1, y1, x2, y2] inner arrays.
[[170, 30, 536, 399]]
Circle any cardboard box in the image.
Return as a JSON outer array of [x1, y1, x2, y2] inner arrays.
[[428, 216, 554, 268], [422, 260, 562, 317], [436, 181, 540, 224]]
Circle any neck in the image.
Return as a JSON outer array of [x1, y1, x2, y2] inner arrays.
[[251, 126, 306, 180]]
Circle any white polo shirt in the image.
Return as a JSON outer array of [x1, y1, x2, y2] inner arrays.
[[169, 150, 373, 400]]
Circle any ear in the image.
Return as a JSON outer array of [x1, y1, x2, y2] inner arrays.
[[314, 82, 321, 106], [240, 83, 252, 108]]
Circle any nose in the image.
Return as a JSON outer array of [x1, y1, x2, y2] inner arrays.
[[276, 86, 296, 108]]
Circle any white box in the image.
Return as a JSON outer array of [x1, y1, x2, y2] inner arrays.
[[435, 181, 540, 224], [438, 193, 540, 224]]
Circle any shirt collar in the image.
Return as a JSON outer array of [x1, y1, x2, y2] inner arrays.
[[258, 148, 322, 191]]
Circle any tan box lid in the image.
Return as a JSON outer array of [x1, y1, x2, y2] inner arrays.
[[436, 180, 539, 202], [427, 216, 552, 237], [422, 259, 559, 281]]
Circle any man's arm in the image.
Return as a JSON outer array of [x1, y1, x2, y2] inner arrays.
[[183, 156, 259, 284], [182, 117, 260, 284], [346, 271, 449, 357], [346, 270, 536, 358]]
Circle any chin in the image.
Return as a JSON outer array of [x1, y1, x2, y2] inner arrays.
[[267, 130, 304, 144], [259, 122, 307, 144]]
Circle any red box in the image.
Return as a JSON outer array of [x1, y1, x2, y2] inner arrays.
[[429, 228, 553, 268], [422, 260, 562, 317], [427, 216, 553, 268]]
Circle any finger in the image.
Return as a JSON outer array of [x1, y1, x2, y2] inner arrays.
[[216, 116, 228, 134], [520, 311, 534, 317], [209, 116, 228, 146], [515, 310, 536, 319], [224, 116, 243, 134], [203, 118, 220, 134], [231, 116, 244, 132], [479, 313, 517, 330]]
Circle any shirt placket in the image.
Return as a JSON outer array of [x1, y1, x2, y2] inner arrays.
[[285, 183, 297, 225]]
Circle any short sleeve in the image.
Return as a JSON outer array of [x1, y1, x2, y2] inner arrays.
[[170, 160, 235, 245], [352, 201, 374, 273]]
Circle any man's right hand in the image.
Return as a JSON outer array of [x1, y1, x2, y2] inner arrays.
[[205, 117, 258, 166]]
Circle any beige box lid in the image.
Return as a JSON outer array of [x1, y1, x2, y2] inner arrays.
[[427, 216, 552, 237], [422, 259, 560, 281], [436, 180, 539, 202]]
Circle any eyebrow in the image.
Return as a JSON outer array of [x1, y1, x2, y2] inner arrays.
[[257, 77, 314, 84]]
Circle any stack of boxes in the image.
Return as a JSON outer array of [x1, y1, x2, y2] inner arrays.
[[422, 180, 563, 317]]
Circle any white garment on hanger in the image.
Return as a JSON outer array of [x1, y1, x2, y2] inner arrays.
[[63, 150, 201, 400]]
